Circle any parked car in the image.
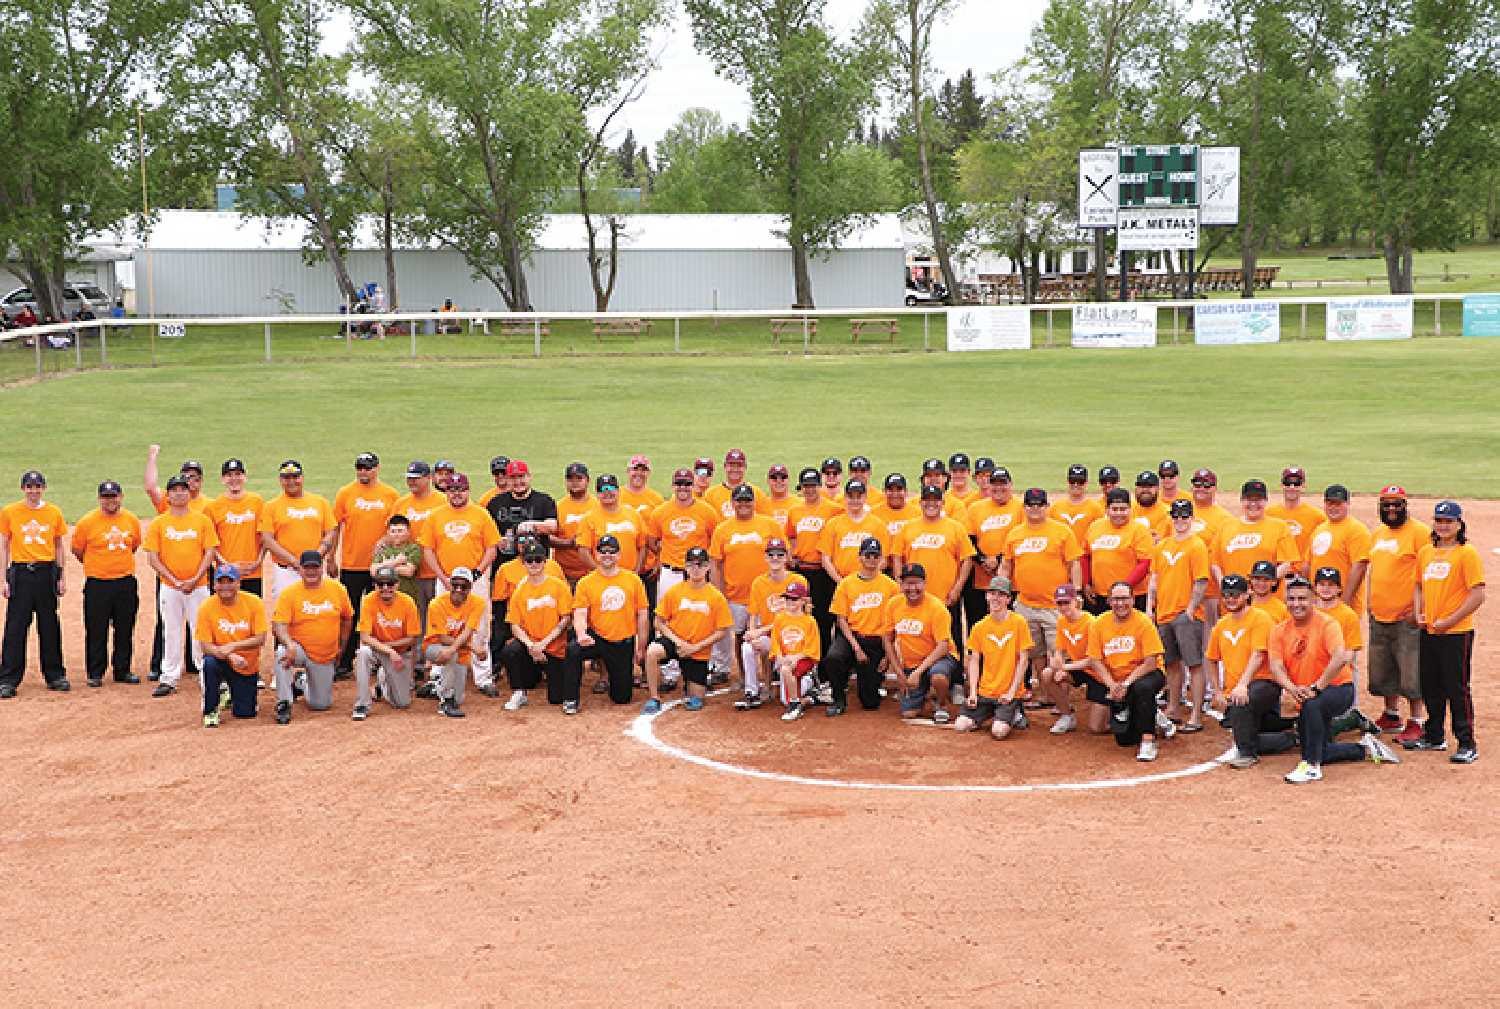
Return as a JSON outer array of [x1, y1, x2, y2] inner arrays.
[[904, 283, 949, 306], [1, 283, 109, 321]]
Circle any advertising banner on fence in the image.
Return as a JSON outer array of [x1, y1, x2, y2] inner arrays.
[[1199, 147, 1240, 226], [1326, 296, 1414, 341], [1116, 208, 1200, 251], [1078, 149, 1119, 229], [947, 306, 1031, 352], [1193, 300, 1279, 345], [1072, 304, 1157, 348], [1462, 294, 1500, 337]]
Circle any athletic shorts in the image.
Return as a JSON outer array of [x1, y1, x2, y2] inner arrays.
[[1014, 603, 1058, 657], [962, 696, 1021, 726], [1070, 668, 1111, 705], [1368, 618, 1421, 699], [1157, 612, 1205, 667], [898, 657, 959, 713], [654, 638, 710, 686]]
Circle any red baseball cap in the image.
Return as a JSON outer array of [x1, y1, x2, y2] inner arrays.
[[724, 448, 747, 464], [768, 463, 790, 479], [629, 454, 650, 470], [504, 460, 529, 477], [447, 472, 470, 492], [764, 537, 789, 553], [1281, 466, 1305, 484], [694, 457, 714, 473], [1378, 484, 1407, 499], [1191, 468, 1217, 486], [672, 467, 693, 482]]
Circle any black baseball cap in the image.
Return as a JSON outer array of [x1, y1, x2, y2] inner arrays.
[[1221, 574, 1249, 594], [279, 459, 303, 477], [355, 452, 379, 469], [1314, 566, 1342, 585], [20, 469, 46, 487], [1099, 466, 1121, 483], [221, 458, 246, 475], [731, 484, 755, 502], [1067, 464, 1088, 483], [1105, 487, 1131, 506], [164, 474, 190, 491], [1158, 459, 1180, 477], [948, 452, 971, 470], [596, 473, 620, 492], [180, 459, 204, 475], [1169, 499, 1194, 519], [884, 473, 907, 490], [97, 480, 122, 496], [921, 457, 945, 474], [858, 536, 883, 556], [685, 546, 710, 564], [1250, 560, 1278, 579], [489, 455, 511, 475], [991, 467, 1012, 484], [433, 459, 455, 472], [844, 479, 867, 496], [298, 549, 323, 567], [522, 542, 548, 562], [566, 462, 590, 479], [1022, 487, 1047, 506], [1241, 479, 1269, 499], [901, 563, 927, 581], [406, 460, 431, 478], [1135, 470, 1160, 487], [821, 457, 843, 473], [919, 484, 944, 501], [595, 535, 621, 553], [798, 468, 820, 486], [1324, 484, 1350, 502], [849, 455, 871, 471]]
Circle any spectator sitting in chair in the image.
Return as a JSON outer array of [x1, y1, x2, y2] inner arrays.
[[437, 298, 461, 334], [13, 305, 38, 330]]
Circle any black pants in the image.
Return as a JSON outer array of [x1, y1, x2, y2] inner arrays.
[[202, 655, 258, 717], [564, 636, 635, 704], [337, 569, 374, 671], [240, 577, 263, 598], [1229, 680, 1298, 757], [501, 638, 564, 698], [948, 598, 967, 658], [83, 575, 138, 679], [823, 633, 885, 709], [1, 563, 65, 687], [150, 577, 197, 675], [1111, 669, 1166, 747], [1420, 630, 1476, 749], [490, 600, 512, 663], [961, 583, 987, 646], [798, 566, 836, 655]]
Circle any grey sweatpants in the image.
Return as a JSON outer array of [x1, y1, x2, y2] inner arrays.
[[424, 643, 469, 706], [275, 643, 335, 710], [354, 644, 413, 709]]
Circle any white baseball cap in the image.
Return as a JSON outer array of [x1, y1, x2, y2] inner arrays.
[[450, 567, 475, 584]]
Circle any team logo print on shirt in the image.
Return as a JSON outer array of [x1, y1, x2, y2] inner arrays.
[[1222, 533, 1263, 553], [375, 612, 405, 631], [987, 632, 1014, 650], [1092, 534, 1122, 551], [1285, 521, 1303, 537], [1012, 536, 1049, 556], [1370, 539, 1398, 555], [677, 598, 711, 615], [668, 516, 699, 538], [444, 617, 467, 633], [980, 514, 1014, 532], [285, 506, 320, 520], [852, 591, 885, 612], [1103, 634, 1139, 657], [406, 507, 435, 522], [780, 626, 805, 648], [894, 617, 927, 636], [1423, 561, 1452, 580], [604, 520, 635, 536], [910, 532, 946, 550], [354, 498, 386, 512], [599, 586, 627, 611], [1309, 531, 1333, 556], [163, 525, 200, 542], [216, 617, 251, 635], [103, 526, 133, 551], [525, 595, 557, 611], [1061, 628, 1085, 646], [221, 509, 256, 525], [1160, 549, 1184, 566], [840, 532, 868, 549], [796, 516, 825, 534], [19, 519, 50, 545], [1222, 628, 1246, 646], [300, 600, 335, 616], [442, 520, 473, 541], [727, 532, 764, 546]]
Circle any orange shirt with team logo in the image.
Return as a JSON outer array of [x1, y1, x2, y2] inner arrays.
[[1267, 501, 1324, 562], [894, 515, 975, 602], [423, 590, 488, 663], [1083, 517, 1154, 595], [1050, 497, 1103, 547], [762, 494, 796, 535], [204, 494, 265, 569], [1366, 519, 1430, 622], [508, 574, 574, 657], [1212, 516, 1299, 580], [830, 572, 898, 637], [71, 507, 142, 580], [1251, 594, 1290, 623], [357, 590, 422, 643], [144, 510, 219, 586], [748, 571, 809, 625], [195, 591, 268, 670], [820, 512, 890, 579], [1131, 500, 1169, 540], [1003, 519, 1082, 609], [1150, 535, 1210, 623], [648, 497, 719, 569], [1268, 610, 1348, 687], [770, 610, 821, 661], [578, 506, 648, 572], [704, 483, 772, 521], [883, 591, 954, 668], [1417, 542, 1485, 635], [787, 497, 843, 564], [1204, 605, 1273, 690], [573, 568, 649, 641], [334, 481, 399, 570], [554, 494, 598, 581], [419, 503, 501, 575], [492, 556, 566, 602], [1308, 516, 1373, 612], [393, 490, 444, 578], [621, 486, 665, 572], [260, 493, 335, 559], [967, 611, 1033, 697], [656, 579, 733, 659], [872, 500, 921, 544], [1055, 610, 1095, 663], [1085, 608, 1164, 681], [967, 497, 1025, 589], [1, 501, 67, 563], [274, 578, 353, 663], [709, 514, 784, 603]]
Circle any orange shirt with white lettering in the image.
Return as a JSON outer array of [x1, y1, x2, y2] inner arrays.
[[357, 590, 422, 643], [656, 580, 733, 659], [424, 589, 488, 663], [1055, 610, 1094, 663], [1050, 497, 1103, 547], [830, 572, 898, 637], [1083, 517, 1154, 595], [1204, 605, 1273, 690], [648, 497, 718, 569], [1150, 535, 1210, 623], [259, 493, 335, 559], [573, 568, 649, 641], [508, 574, 573, 657], [1268, 610, 1348, 687], [967, 611, 1033, 697], [1, 501, 67, 563], [1308, 516, 1372, 613], [204, 493, 265, 569], [393, 490, 444, 578], [334, 480, 399, 570], [1085, 608, 1164, 681], [274, 578, 353, 663], [144, 510, 220, 586], [748, 571, 809, 625], [872, 500, 921, 544], [1004, 519, 1082, 608], [1417, 541, 1485, 635], [419, 503, 501, 575], [579, 506, 648, 572], [492, 556, 565, 602], [966, 497, 1024, 589], [1266, 501, 1324, 562], [709, 514, 784, 603], [1212, 516, 1299, 580], [620, 486, 665, 572], [1131, 499, 1169, 540], [195, 591, 268, 670], [1366, 519, 1430, 622], [884, 591, 954, 668], [771, 610, 821, 661], [894, 514, 974, 602], [787, 497, 842, 564], [704, 483, 772, 521], [70, 507, 142, 580], [554, 494, 598, 581], [821, 512, 891, 579]]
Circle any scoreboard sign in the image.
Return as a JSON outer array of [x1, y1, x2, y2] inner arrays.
[[1118, 144, 1198, 208]]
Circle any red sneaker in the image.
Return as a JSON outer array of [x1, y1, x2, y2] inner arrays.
[[1375, 712, 1404, 732], [1394, 719, 1426, 744]]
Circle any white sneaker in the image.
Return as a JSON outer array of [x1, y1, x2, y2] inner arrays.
[[1050, 713, 1077, 735], [1155, 710, 1177, 739], [1284, 761, 1323, 784], [1360, 732, 1401, 764], [1137, 738, 1158, 762], [503, 690, 528, 711], [660, 674, 681, 690], [1214, 744, 1240, 764], [781, 701, 805, 722]]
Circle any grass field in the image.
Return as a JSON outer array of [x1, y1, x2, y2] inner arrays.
[[6, 335, 1499, 515]]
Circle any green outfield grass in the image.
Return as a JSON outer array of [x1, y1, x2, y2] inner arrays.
[[1202, 241, 1500, 295], [4, 336, 1498, 516]]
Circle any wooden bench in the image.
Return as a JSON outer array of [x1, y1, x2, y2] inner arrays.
[[592, 318, 652, 340], [770, 317, 817, 344], [497, 318, 550, 338], [850, 317, 898, 342]]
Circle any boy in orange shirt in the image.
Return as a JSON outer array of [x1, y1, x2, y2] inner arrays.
[[772, 582, 823, 721]]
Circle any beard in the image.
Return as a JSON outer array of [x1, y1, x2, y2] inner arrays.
[[1379, 505, 1407, 528]]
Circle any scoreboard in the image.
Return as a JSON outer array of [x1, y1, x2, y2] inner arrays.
[[1117, 144, 1198, 208]]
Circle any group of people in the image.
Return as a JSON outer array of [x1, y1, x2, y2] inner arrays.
[[0, 448, 1485, 779]]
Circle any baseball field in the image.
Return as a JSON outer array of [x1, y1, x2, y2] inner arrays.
[[3, 336, 1497, 1005]]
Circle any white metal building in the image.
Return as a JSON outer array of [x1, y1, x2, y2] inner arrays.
[[131, 211, 907, 316]]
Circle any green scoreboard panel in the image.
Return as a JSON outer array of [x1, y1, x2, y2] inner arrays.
[[1118, 144, 1198, 207]]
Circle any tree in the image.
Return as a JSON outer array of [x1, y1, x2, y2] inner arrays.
[[615, 130, 639, 184], [655, 108, 728, 173], [936, 70, 985, 151], [649, 130, 772, 212], [686, 0, 887, 307]]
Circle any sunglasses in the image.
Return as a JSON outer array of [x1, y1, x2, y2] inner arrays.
[[597, 548, 620, 556], [769, 473, 788, 479], [1282, 479, 1304, 487], [766, 550, 787, 557], [375, 581, 398, 588], [673, 481, 693, 488]]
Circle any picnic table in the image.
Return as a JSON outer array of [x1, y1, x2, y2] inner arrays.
[[849, 317, 899, 342], [769, 317, 817, 344], [592, 318, 652, 340], [498, 318, 551, 337]]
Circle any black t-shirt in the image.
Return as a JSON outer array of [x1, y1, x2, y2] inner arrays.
[[486, 490, 558, 559]]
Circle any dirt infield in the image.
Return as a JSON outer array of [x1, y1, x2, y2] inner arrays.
[[3, 497, 1496, 1006]]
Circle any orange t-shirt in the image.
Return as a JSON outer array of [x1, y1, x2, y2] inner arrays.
[[424, 590, 488, 663], [967, 611, 1034, 697], [334, 481, 399, 570], [1055, 610, 1094, 663], [762, 494, 796, 535], [820, 512, 890, 578], [508, 574, 574, 658], [872, 500, 921, 543], [1085, 608, 1164, 681], [1004, 519, 1082, 608], [894, 515, 975, 602], [709, 514, 784, 603], [883, 591, 954, 668], [578, 506, 649, 572], [1366, 519, 1430, 623], [1266, 501, 1324, 562], [656, 580, 734, 659], [1083, 517, 1154, 595], [1213, 516, 1299, 580], [1268, 610, 1348, 687], [1308, 517, 1372, 613], [144, 510, 219, 586], [704, 483, 772, 521], [553, 494, 598, 581], [830, 572, 898, 636], [492, 556, 566, 602], [1204, 605, 1274, 690], [357, 590, 422, 643], [620, 486, 665, 572], [70, 507, 141, 580], [273, 578, 354, 664], [1252, 594, 1290, 623], [419, 503, 501, 575], [748, 571, 809, 625], [204, 493, 265, 569], [967, 498, 1025, 574], [1417, 542, 1485, 635], [195, 591, 268, 670], [259, 493, 335, 559], [1, 501, 67, 563], [573, 568, 649, 641], [1050, 497, 1103, 547], [770, 610, 821, 661], [394, 490, 444, 578], [648, 498, 718, 569], [1131, 500, 1169, 540], [787, 497, 842, 565], [1150, 535, 1210, 623], [1320, 600, 1363, 651], [941, 493, 969, 523]]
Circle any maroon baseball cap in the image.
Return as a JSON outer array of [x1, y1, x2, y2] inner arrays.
[[1054, 583, 1078, 604], [672, 467, 693, 483], [725, 448, 747, 464], [1281, 466, 1305, 485], [1191, 468, 1217, 487], [447, 472, 470, 492], [768, 463, 789, 479], [694, 457, 714, 474], [764, 536, 789, 554], [783, 581, 809, 600]]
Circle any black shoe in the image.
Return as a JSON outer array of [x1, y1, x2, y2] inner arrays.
[[0, 684, 16, 699], [1403, 737, 1447, 752], [47, 678, 70, 692], [1450, 747, 1478, 764], [151, 682, 175, 697], [415, 682, 437, 699], [114, 672, 141, 684], [87, 677, 103, 689], [478, 683, 499, 698], [147, 669, 162, 681], [334, 668, 353, 682], [826, 701, 847, 718], [439, 699, 466, 718], [275, 700, 291, 725]]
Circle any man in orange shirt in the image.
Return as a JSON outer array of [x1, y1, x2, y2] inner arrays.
[[1306, 484, 1371, 613], [1365, 485, 1430, 738], [965, 468, 1022, 642], [709, 484, 783, 682], [1131, 470, 1168, 540], [1212, 479, 1299, 587], [787, 467, 841, 649], [1001, 487, 1082, 694], [824, 537, 897, 715], [0, 470, 70, 696], [422, 566, 487, 719], [195, 564, 267, 724], [872, 472, 919, 544], [353, 565, 422, 718], [691, 457, 715, 499], [704, 448, 767, 520], [420, 472, 501, 695], [847, 455, 874, 491], [1209, 574, 1287, 768], [204, 459, 265, 598], [578, 474, 648, 574], [259, 459, 337, 628], [883, 565, 960, 724], [1050, 464, 1103, 547], [143, 449, 207, 681], [648, 467, 718, 603], [643, 546, 733, 714], [1411, 500, 1486, 763], [1044, 584, 1096, 734], [394, 460, 443, 623], [1082, 488, 1153, 613], [737, 537, 807, 708], [892, 484, 975, 656], [550, 462, 597, 585], [1266, 466, 1322, 569], [501, 541, 573, 709], [70, 480, 142, 687], [762, 463, 795, 531], [1085, 581, 1167, 761], [1158, 459, 1188, 503], [819, 457, 844, 503], [272, 550, 354, 723], [820, 480, 889, 584], [621, 454, 665, 609], [1149, 499, 1210, 731], [477, 456, 511, 509], [332, 452, 399, 677], [946, 453, 975, 503], [566, 535, 649, 712], [144, 474, 219, 698]]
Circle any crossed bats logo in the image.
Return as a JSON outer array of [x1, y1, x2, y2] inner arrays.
[[1084, 173, 1114, 205]]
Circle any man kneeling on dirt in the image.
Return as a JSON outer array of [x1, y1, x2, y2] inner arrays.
[[954, 576, 1033, 739], [883, 564, 961, 724]]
